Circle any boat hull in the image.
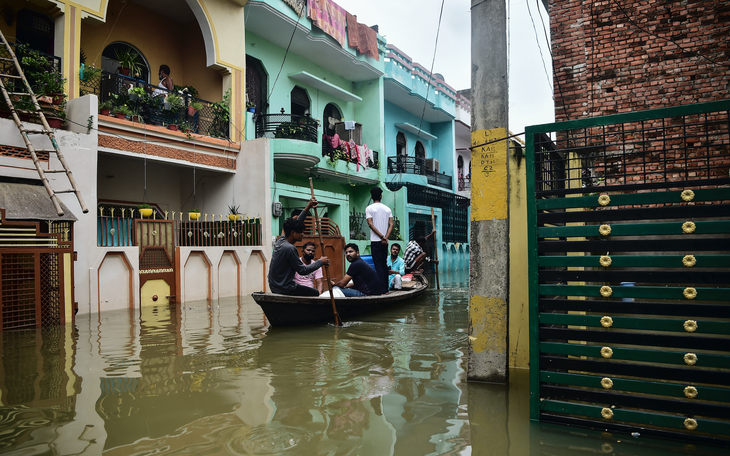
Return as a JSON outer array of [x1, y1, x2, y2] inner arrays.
[[252, 275, 429, 326]]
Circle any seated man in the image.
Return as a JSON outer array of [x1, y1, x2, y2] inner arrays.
[[331, 243, 381, 297], [387, 243, 405, 290], [403, 230, 439, 273], [268, 199, 329, 296], [293, 241, 323, 294]]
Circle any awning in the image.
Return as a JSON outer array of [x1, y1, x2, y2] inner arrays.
[[288, 71, 362, 103], [395, 122, 438, 141], [0, 182, 77, 221]]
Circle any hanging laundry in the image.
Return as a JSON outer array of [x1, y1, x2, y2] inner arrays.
[[308, 0, 347, 48], [345, 12, 379, 60], [344, 120, 356, 130]]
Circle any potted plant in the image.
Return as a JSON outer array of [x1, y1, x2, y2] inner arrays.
[[113, 105, 131, 119], [130, 107, 144, 123], [228, 204, 241, 221], [99, 99, 114, 116], [246, 101, 256, 113], [188, 100, 203, 117], [138, 203, 153, 218], [81, 63, 101, 81], [209, 89, 231, 139], [166, 93, 183, 111], [114, 48, 143, 77], [189, 209, 201, 220], [128, 86, 146, 101]]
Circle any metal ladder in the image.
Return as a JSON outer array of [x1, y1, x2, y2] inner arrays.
[[0, 32, 88, 216]]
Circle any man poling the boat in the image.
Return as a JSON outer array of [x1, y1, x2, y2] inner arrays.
[[331, 243, 381, 297], [268, 198, 330, 296]]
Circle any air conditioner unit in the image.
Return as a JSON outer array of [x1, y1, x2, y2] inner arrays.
[[425, 158, 439, 173]]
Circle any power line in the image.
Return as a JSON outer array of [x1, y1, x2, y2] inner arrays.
[[267, 11, 304, 103], [415, 0, 446, 144], [526, 0, 553, 97]]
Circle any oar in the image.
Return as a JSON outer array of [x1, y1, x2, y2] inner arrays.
[[309, 178, 343, 326], [431, 207, 440, 290]]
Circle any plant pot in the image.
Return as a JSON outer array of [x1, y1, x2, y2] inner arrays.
[[132, 115, 143, 123], [100, 108, 111, 116], [168, 124, 178, 131], [0, 110, 10, 119], [189, 212, 201, 220], [129, 93, 138, 101], [228, 214, 240, 221], [46, 116, 63, 129], [51, 93, 64, 105], [163, 101, 171, 110], [115, 112, 126, 119], [247, 107, 255, 113], [139, 208, 153, 218], [187, 106, 197, 117], [119, 67, 130, 76]]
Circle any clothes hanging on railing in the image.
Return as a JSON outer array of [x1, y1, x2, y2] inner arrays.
[[308, 0, 347, 48]]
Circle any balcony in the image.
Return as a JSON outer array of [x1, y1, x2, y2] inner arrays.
[[81, 71, 230, 140], [255, 113, 319, 143], [387, 156, 453, 190], [458, 176, 471, 191]]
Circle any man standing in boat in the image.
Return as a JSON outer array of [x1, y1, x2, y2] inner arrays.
[[293, 241, 324, 293], [269, 199, 329, 296], [366, 186, 393, 294], [331, 244, 381, 297], [387, 243, 405, 290], [403, 231, 438, 274]]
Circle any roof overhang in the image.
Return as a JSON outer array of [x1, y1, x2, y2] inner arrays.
[[245, 1, 383, 82], [289, 72, 362, 103], [395, 122, 438, 141], [384, 78, 454, 123], [0, 182, 77, 221]]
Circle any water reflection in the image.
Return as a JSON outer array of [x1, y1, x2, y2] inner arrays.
[[0, 271, 726, 455]]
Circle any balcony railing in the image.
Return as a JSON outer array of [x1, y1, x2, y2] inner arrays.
[[322, 138, 379, 169], [255, 113, 318, 143], [81, 71, 230, 139], [387, 156, 453, 190], [97, 205, 262, 247]]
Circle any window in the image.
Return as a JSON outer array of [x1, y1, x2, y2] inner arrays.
[[17, 9, 54, 55], [323, 103, 342, 136], [396, 132, 407, 156], [246, 55, 268, 114], [290, 86, 310, 116]]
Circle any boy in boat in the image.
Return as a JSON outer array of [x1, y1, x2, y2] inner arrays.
[[403, 231, 439, 274], [293, 241, 323, 293], [269, 198, 329, 296], [366, 186, 393, 294], [387, 243, 404, 290], [331, 243, 381, 297]]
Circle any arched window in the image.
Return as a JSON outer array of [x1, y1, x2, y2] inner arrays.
[[246, 55, 268, 114], [323, 103, 342, 136], [101, 43, 150, 82], [17, 9, 54, 55], [415, 141, 426, 175], [290, 86, 310, 116], [457, 155, 464, 175]]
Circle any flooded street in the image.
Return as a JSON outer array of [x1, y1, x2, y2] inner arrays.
[[0, 270, 726, 455]]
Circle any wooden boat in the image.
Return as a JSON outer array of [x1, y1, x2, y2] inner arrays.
[[252, 274, 429, 326]]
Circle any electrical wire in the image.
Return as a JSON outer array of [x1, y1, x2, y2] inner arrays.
[[267, 12, 304, 103], [93, 0, 128, 64], [526, 0, 553, 96], [415, 0, 445, 145]]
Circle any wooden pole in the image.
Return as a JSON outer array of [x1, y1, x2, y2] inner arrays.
[[431, 208, 440, 290], [309, 178, 342, 326]]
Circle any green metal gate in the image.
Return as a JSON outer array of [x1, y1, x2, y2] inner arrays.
[[526, 100, 730, 447]]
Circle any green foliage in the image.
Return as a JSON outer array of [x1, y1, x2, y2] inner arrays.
[[228, 204, 240, 215], [174, 85, 199, 98], [166, 93, 184, 110], [128, 86, 146, 96], [81, 63, 101, 81], [114, 48, 143, 76], [113, 105, 131, 116], [209, 89, 231, 139], [18, 44, 65, 96], [137, 203, 152, 209], [190, 100, 203, 111]]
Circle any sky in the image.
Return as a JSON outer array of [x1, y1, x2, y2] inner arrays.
[[334, 0, 555, 135]]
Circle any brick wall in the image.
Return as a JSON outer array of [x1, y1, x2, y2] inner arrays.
[[550, 0, 730, 121]]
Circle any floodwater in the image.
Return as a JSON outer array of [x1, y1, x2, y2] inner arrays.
[[0, 270, 726, 455]]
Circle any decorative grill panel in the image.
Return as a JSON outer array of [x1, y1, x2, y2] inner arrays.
[[1, 253, 36, 330], [40, 253, 60, 327]]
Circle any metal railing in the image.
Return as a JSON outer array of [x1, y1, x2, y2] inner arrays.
[[387, 156, 453, 190], [457, 177, 471, 191], [255, 113, 318, 143], [83, 71, 230, 139], [97, 205, 262, 248]]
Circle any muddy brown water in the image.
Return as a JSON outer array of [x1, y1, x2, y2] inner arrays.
[[0, 270, 725, 455]]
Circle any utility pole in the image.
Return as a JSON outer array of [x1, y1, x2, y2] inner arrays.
[[468, 0, 509, 384]]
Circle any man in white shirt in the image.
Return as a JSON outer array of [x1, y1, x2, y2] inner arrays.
[[365, 186, 393, 295]]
